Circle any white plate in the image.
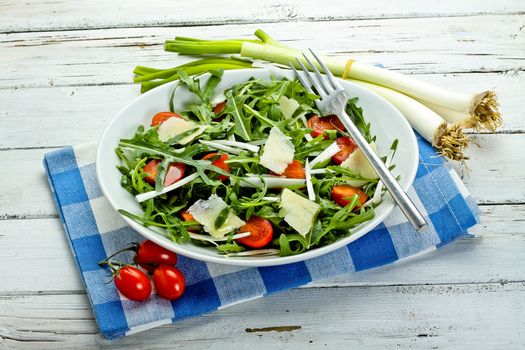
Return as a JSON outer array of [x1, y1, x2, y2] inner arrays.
[[96, 68, 418, 267]]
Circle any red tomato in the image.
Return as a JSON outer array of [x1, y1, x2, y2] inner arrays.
[[114, 265, 152, 301], [179, 209, 201, 233], [151, 112, 183, 126], [202, 153, 230, 181], [331, 185, 368, 209], [331, 137, 358, 164], [282, 160, 306, 179], [135, 240, 178, 273], [213, 101, 226, 115], [307, 114, 346, 139], [143, 160, 186, 186], [235, 216, 274, 248], [153, 265, 186, 301]]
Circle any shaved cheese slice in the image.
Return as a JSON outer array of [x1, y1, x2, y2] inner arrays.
[[280, 188, 320, 236], [188, 194, 245, 238], [278, 96, 300, 119], [259, 127, 295, 174], [157, 117, 207, 145], [340, 142, 379, 179]]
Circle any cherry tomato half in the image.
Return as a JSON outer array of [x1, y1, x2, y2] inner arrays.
[[153, 265, 186, 301], [135, 240, 178, 273], [151, 112, 183, 126], [213, 101, 226, 115], [281, 160, 306, 179], [307, 114, 346, 139], [180, 209, 201, 233], [143, 160, 186, 186], [114, 265, 152, 301], [202, 153, 230, 181], [235, 216, 274, 248], [331, 137, 357, 165], [331, 185, 368, 210]]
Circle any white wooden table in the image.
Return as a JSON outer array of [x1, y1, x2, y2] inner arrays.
[[1, 1, 524, 349]]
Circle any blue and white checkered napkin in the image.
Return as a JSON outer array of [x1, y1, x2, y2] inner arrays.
[[43, 136, 479, 339]]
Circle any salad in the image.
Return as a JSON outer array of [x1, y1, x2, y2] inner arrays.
[[116, 69, 395, 257]]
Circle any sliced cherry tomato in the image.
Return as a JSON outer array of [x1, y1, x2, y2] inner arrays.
[[153, 265, 186, 301], [331, 185, 368, 209], [331, 137, 358, 165], [213, 101, 226, 115], [163, 163, 186, 186], [143, 160, 186, 186], [180, 209, 195, 222], [114, 265, 152, 301], [135, 240, 178, 273], [202, 153, 230, 181], [151, 112, 183, 126], [180, 209, 201, 232], [235, 216, 274, 248], [282, 160, 306, 179], [307, 114, 346, 139]]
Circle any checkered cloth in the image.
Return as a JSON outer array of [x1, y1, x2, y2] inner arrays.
[[43, 136, 479, 339]]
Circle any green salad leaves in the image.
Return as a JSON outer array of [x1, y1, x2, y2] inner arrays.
[[116, 69, 389, 257]]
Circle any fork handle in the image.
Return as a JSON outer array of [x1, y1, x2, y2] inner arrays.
[[339, 111, 428, 231]]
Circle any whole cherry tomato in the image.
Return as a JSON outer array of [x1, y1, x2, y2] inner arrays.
[[135, 240, 178, 273], [153, 265, 186, 300], [113, 265, 152, 301]]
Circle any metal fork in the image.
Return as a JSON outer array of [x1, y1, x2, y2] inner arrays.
[[291, 49, 428, 231]]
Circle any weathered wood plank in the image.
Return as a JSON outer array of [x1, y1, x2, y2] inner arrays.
[[0, 282, 523, 349], [0, 72, 523, 151], [0, 203, 523, 294], [0, 15, 523, 89], [1, 0, 524, 33]]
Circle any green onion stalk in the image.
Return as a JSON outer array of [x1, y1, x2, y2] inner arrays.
[[160, 29, 501, 134]]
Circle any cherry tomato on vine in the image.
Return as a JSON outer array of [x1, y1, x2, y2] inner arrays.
[[153, 265, 186, 300], [113, 265, 152, 301], [135, 240, 178, 273]]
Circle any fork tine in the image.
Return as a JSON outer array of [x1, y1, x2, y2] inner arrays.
[[302, 52, 331, 95], [295, 57, 326, 97], [308, 48, 341, 90], [289, 64, 314, 94]]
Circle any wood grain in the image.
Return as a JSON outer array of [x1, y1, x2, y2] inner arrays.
[[1, 15, 523, 90], [1, 0, 524, 33], [1, 2, 524, 347], [1, 283, 523, 349]]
